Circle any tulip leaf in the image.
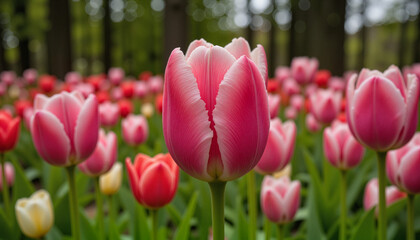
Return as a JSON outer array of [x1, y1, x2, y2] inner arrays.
[[349, 208, 375, 240], [173, 191, 198, 240], [306, 185, 325, 240], [10, 156, 35, 202], [79, 210, 98, 240]]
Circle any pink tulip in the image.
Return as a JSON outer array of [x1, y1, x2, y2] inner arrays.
[[261, 176, 300, 224], [310, 89, 341, 125], [134, 81, 149, 98], [268, 94, 281, 119], [111, 87, 123, 101], [31, 91, 99, 167], [122, 114, 148, 146], [386, 133, 420, 194], [78, 130, 117, 177], [275, 67, 290, 84], [290, 94, 304, 111], [74, 83, 94, 98], [23, 108, 34, 129], [403, 63, 420, 80], [306, 114, 321, 132], [323, 121, 365, 170], [364, 178, 406, 212], [108, 67, 125, 86], [23, 69, 38, 85], [328, 77, 345, 92], [1, 71, 16, 86], [291, 57, 318, 85], [282, 78, 301, 96], [285, 106, 297, 120], [65, 72, 82, 85], [0, 162, 14, 190], [99, 101, 120, 127], [163, 39, 270, 182], [346, 65, 420, 151], [147, 76, 163, 94], [255, 118, 296, 175]]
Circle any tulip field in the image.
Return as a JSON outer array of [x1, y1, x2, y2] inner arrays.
[[0, 37, 420, 240]]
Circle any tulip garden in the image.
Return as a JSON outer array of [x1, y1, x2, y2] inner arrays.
[[0, 37, 419, 240]]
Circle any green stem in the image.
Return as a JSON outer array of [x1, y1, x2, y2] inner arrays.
[[108, 195, 115, 228], [407, 194, 415, 240], [376, 151, 387, 240], [277, 224, 284, 240], [209, 181, 227, 240], [94, 177, 104, 240], [247, 170, 257, 240], [1, 153, 10, 217], [340, 170, 347, 240], [264, 216, 272, 240], [66, 166, 80, 240], [151, 209, 158, 240]]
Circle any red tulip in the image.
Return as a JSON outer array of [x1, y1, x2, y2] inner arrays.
[[38, 75, 56, 93], [121, 81, 135, 99], [118, 99, 133, 118], [14, 100, 32, 118], [314, 70, 331, 88], [126, 153, 179, 209], [0, 110, 20, 153]]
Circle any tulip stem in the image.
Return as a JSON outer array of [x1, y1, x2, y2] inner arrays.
[[0, 154, 10, 217], [66, 166, 80, 240], [277, 224, 284, 240], [209, 181, 226, 240], [407, 194, 415, 240], [151, 209, 158, 240], [264, 216, 271, 240], [94, 177, 104, 240], [376, 151, 387, 240], [339, 170, 347, 240], [108, 195, 115, 229], [247, 170, 257, 240]]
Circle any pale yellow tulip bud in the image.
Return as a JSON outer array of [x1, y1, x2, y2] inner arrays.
[[141, 103, 154, 118], [15, 190, 54, 238], [100, 162, 122, 195], [273, 164, 292, 179]]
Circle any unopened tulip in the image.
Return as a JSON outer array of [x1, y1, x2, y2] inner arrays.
[[261, 176, 300, 224], [99, 101, 120, 127], [363, 178, 406, 212], [0, 110, 20, 153], [148, 76, 163, 94], [346, 65, 420, 151], [329, 77, 345, 92], [386, 133, 420, 194], [23, 108, 34, 130], [155, 94, 163, 114], [291, 57, 318, 85], [14, 100, 32, 118], [99, 162, 122, 195], [282, 78, 301, 96], [141, 103, 154, 118], [323, 121, 365, 170], [118, 99, 133, 118], [108, 67, 125, 85], [306, 114, 321, 133], [15, 190, 54, 238], [275, 67, 290, 84], [255, 118, 296, 175], [111, 87, 123, 101], [285, 106, 297, 120], [126, 153, 179, 209], [273, 164, 291, 179], [121, 81, 135, 99], [163, 40, 270, 182], [122, 114, 148, 145], [31, 92, 99, 166], [38, 75, 56, 93], [0, 162, 14, 190], [23, 69, 37, 85], [1, 71, 15, 86], [134, 81, 149, 98], [139, 71, 152, 81], [65, 72, 82, 85], [78, 130, 117, 177], [290, 94, 304, 111], [268, 94, 280, 119], [310, 89, 341, 125], [314, 70, 331, 88]]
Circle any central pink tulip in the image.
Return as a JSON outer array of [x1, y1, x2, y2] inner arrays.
[[163, 39, 270, 182], [346, 65, 419, 151], [31, 92, 99, 167]]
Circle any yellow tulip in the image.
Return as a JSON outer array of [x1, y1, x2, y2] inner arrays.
[[141, 103, 154, 118], [100, 162, 122, 195], [273, 164, 292, 179], [15, 190, 54, 238]]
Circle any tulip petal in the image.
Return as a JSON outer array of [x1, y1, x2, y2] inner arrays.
[[323, 128, 340, 167], [251, 44, 268, 84], [16, 206, 39, 238], [185, 39, 213, 59], [256, 124, 285, 175], [351, 76, 405, 151], [342, 137, 364, 169], [224, 37, 251, 59], [399, 147, 420, 194], [383, 65, 406, 98], [213, 56, 270, 181], [261, 189, 283, 223], [33, 94, 49, 110], [125, 158, 142, 204], [163, 48, 213, 181], [283, 181, 301, 221], [31, 111, 70, 166], [74, 95, 99, 161], [386, 151, 399, 186]]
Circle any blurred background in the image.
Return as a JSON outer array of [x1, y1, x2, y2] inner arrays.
[[0, 0, 418, 78]]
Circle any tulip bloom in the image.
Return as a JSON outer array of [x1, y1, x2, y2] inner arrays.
[[323, 121, 365, 170], [255, 118, 296, 175], [141, 103, 155, 118], [0, 162, 14, 190], [363, 178, 406, 212], [386, 133, 420, 194], [78, 130, 117, 177], [65, 72, 82, 85], [126, 153, 179, 209], [306, 113, 321, 133], [38, 75, 56, 93], [15, 190, 54, 238], [99, 101, 120, 127], [118, 99, 133, 118], [310, 89, 341, 125], [108, 67, 125, 86], [291, 57, 318, 85], [261, 176, 300, 224], [346, 65, 419, 151], [0, 111, 20, 153], [31, 92, 99, 166], [134, 81, 149, 98], [100, 162, 122, 195], [1, 71, 16, 86], [275, 67, 290, 84], [285, 107, 297, 120], [148, 76, 163, 94], [163, 39, 269, 182], [23, 69, 37, 85], [122, 114, 148, 146], [268, 94, 281, 119]]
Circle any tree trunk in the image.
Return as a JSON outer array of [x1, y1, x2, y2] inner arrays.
[[103, 0, 112, 72], [268, 0, 277, 77], [0, 17, 8, 70], [246, 0, 254, 48], [414, 0, 420, 63], [398, 0, 408, 68], [164, 0, 188, 67], [288, 0, 296, 64], [359, 0, 367, 70], [15, 0, 30, 73], [47, 0, 72, 79]]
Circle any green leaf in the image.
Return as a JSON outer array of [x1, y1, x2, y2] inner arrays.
[[10, 157, 35, 203], [79, 210, 98, 240], [173, 191, 198, 240], [350, 208, 375, 240]]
